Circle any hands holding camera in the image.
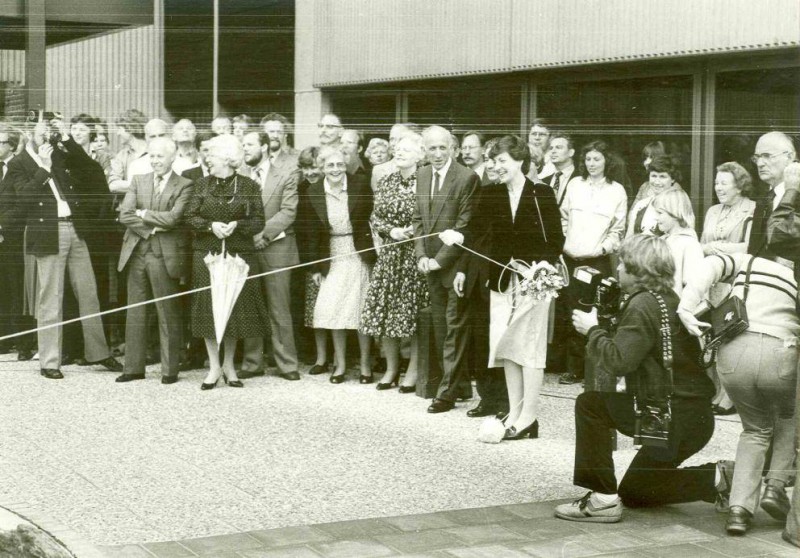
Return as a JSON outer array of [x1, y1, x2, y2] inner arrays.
[[572, 307, 598, 336]]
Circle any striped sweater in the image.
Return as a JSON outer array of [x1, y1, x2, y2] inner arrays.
[[680, 253, 799, 340]]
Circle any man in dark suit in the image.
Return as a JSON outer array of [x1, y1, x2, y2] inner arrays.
[[116, 138, 194, 384], [412, 125, 480, 413], [538, 132, 577, 377], [453, 169, 509, 418], [748, 131, 797, 259], [6, 121, 121, 379], [239, 131, 301, 381], [181, 130, 213, 183], [0, 125, 36, 359], [342, 129, 372, 179]]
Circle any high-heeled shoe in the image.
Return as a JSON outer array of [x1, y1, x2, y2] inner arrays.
[[504, 420, 539, 440], [376, 372, 398, 390], [222, 370, 243, 388], [200, 378, 219, 391], [359, 373, 374, 385], [330, 372, 346, 384], [398, 384, 416, 394]]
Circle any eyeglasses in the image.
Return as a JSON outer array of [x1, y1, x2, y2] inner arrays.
[[751, 151, 790, 164]]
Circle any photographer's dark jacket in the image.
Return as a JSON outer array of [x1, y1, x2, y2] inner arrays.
[[6, 137, 108, 257], [586, 288, 714, 401]]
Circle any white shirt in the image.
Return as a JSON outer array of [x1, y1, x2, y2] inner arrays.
[[430, 157, 453, 197], [27, 145, 71, 218], [560, 177, 628, 259], [250, 159, 271, 189], [472, 162, 486, 178], [1, 155, 12, 180], [172, 153, 197, 176], [507, 181, 524, 221], [324, 175, 348, 194], [550, 164, 575, 203], [772, 182, 785, 211]]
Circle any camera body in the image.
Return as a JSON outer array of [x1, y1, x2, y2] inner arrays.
[[573, 265, 622, 326], [48, 132, 63, 147], [633, 397, 672, 448]]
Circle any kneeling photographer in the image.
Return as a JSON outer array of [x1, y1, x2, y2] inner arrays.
[[555, 235, 720, 524]]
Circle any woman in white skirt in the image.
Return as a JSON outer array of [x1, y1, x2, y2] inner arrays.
[[304, 148, 376, 383], [451, 135, 564, 439]]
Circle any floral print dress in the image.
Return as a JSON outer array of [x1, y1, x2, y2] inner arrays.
[[360, 171, 429, 338]]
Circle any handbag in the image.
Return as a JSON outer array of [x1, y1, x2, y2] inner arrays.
[[696, 255, 754, 366]]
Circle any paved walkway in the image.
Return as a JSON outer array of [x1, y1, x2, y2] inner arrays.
[[100, 499, 797, 557], [0, 353, 794, 557]]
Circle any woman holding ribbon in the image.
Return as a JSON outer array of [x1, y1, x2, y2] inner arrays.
[[450, 135, 564, 440]]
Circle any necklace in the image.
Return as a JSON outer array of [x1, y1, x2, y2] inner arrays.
[[215, 174, 238, 204]]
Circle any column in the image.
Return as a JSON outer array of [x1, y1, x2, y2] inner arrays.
[[25, 0, 46, 112], [293, 0, 330, 149]]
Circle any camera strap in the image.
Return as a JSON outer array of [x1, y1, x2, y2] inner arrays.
[[651, 291, 674, 397], [632, 291, 673, 407]]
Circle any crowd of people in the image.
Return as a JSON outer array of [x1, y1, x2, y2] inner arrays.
[[0, 109, 798, 543]]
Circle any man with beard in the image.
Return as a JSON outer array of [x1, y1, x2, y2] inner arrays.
[[239, 131, 301, 381], [260, 113, 298, 173]]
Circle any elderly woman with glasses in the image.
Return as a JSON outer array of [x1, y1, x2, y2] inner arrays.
[[185, 135, 269, 390]]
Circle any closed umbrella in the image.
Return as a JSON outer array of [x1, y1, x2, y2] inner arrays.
[[204, 240, 250, 344]]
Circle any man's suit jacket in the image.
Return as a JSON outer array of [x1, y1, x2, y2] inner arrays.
[[117, 172, 194, 279], [7, 139, 106, 257], [271, 148, 299, 174], [412, 160, 479, 287], [301, 173, 375, 276], [241, 164, 300, 268], [540, 166, 576, 206], [0, 155, 25, 245]]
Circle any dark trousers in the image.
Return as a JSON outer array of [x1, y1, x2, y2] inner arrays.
[[428, 273, 472, 402], [468, 287, 508, 411], [0, 241, 36, 352], [563, 255, 612, 379], [574, 391, 717, 506]]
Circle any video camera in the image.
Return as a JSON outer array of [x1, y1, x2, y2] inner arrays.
[[572, 265, 622, 327]]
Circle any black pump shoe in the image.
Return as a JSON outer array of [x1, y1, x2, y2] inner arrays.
[[330, 372, 346, 384], [504, 420, 539, 440]]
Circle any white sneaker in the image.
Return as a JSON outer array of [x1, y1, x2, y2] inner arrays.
[[554, 492, 623, 523]]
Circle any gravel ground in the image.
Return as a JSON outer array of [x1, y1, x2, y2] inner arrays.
[[0, 354, 742, 546]]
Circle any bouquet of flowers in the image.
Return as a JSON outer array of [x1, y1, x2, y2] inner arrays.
[[513, 260, 566, 302]]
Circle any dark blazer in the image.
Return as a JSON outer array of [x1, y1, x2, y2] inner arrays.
[[412, 160, 479, 287], [7, 139, 107, 257], [462, 179, 564, 293], [181, 165, 207, 183], [301, 173, 375, 276], [0, 155, 25, 245], [118, 172, 195, 278]]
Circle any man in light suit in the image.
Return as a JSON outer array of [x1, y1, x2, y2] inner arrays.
[[239, 131, 301, 381], [412, 125, 480, 413], [115, 138, 194, 384]]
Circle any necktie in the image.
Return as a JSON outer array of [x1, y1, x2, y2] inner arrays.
[[551, 171, 562, 195], [154, 175, 165, 198], [432, 171, 440, 197], [254, 167, 264, 189]]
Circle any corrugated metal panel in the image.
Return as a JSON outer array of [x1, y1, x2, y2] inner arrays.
[[312, 0, 800, 86], [0, 50, 26, 84], [313, 0, 512, 86], [45, 23, 166, 124]]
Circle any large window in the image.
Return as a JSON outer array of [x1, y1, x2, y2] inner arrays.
[[537, 75, 694, 196], [406, 78, 522, 138], [714, 66, 800, 194]]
